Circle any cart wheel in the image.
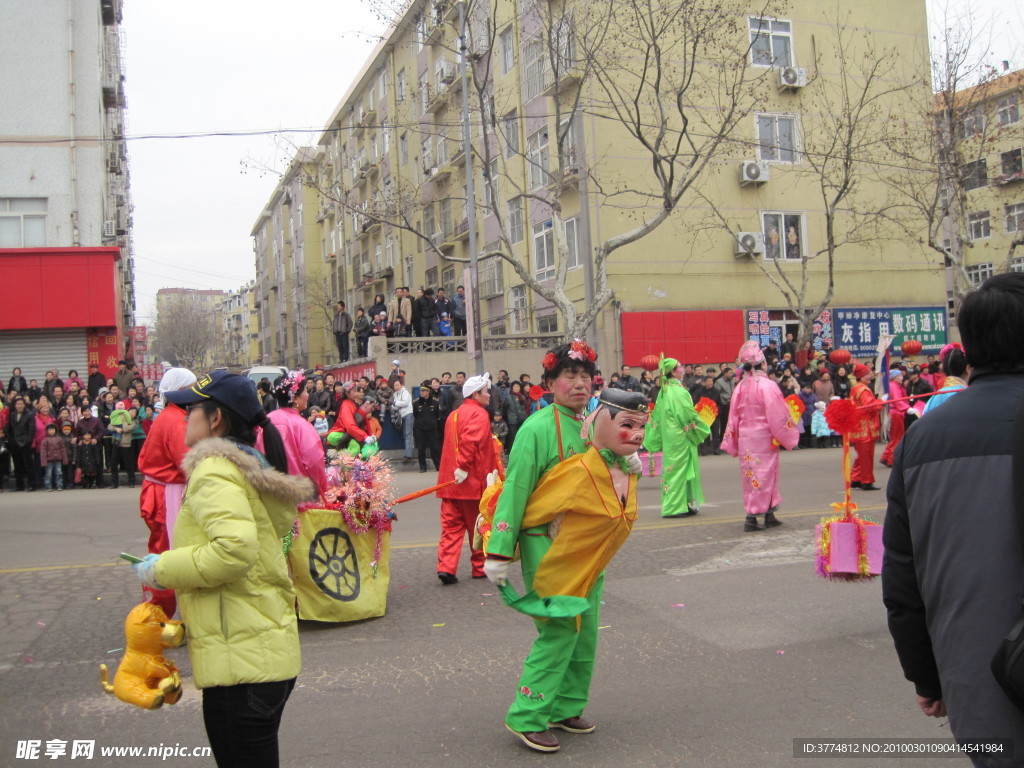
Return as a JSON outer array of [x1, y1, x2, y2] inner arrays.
[[308, 528, 360, 601]]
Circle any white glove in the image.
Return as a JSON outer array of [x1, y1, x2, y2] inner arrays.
[[626, 452, 643, 475], [483, 558, 509, 587], [363, 435, 377, 445], [453, 467, 469, 484], [485, 469, 499, 487], [132, 553, 165, 590]]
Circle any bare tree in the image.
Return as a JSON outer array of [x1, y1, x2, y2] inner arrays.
[[885, 5, 1015, 310], [280, 0, 784, 341], [153, 296, 217, 370]]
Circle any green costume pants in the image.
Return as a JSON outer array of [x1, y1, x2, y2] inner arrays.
[[505, 531, 604, 732], [661, 440, 704, 516]]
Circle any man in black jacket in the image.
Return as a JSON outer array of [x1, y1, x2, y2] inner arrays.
[[87, 364, 106, 400], [333, 301, 353, 362], [883, 273, 1024, 754]]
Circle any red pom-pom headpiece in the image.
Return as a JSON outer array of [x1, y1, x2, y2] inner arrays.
[[542, 352, 558, 371], [825, 399, 859, 435], [529, 385, 546, 401]]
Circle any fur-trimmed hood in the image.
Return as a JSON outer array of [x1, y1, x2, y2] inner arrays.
[[182, 437, 316, 505]]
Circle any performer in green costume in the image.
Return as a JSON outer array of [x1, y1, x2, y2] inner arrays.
[[644, 356, 709, 517], [484, 340, 601, 753]]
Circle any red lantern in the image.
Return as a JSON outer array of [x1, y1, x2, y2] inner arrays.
[[901, 339, 923, 358], [640, 354, 660, 372], [829, 349, 852, 366]]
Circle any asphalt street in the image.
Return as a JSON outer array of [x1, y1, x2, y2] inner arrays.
[[0, 448, 971, 767]]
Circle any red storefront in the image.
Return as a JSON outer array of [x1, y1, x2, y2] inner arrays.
[[621, 310, 747, 366], [0, 247, 124, 383]]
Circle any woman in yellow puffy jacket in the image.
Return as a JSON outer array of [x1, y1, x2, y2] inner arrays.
[[132, 370, 314, 768]]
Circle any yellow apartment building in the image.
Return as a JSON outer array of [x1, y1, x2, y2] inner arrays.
[[251, 150, 333, 368], [286, 0, 946, 366], [942, 67, 1024, 300]]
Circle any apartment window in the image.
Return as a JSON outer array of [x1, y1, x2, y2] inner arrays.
[[436, 130, 449, 165], [417, 14, 426, 50], [425, 266, 438, 287], [527, 127, 550, 188], [762, 211, 804, 260], [998, 95, 1020, 127], [969, 211, 990, 241], [508, 198, 524, 243], [424, 202, 436, 237], [967, 262, 993, 287], [397, 69, 407, 102], [564, 216, 582, 269], [749, 17, 792, 67], [440, 198, 452, 238], [1007, 203, 1024, 234], [509, 285, 527, 332], [419, 71, 429, 114], [382, 125, 390, 153], [522, 34, 545, 101], [537, 314, 558, 333], [422, 137, 433, 172], [502, 111, 519, 157], [370, 135, 379, 163], [559, 117, 577, 169], [441, 266, 455, 295], [378, 67, 387, 100], [399, 133, 408, 166], [483, 83, 496, 134], [756, 114, 797, 162], [1012, 257, 1024, 273], [366, 87, 375, 114], [480, 255, 504, 296], [962, 158, 988, 191], [551, 13, 575, 75], [500, 26, 515, 75], [384, 235, 394, 267], [374, 243, 383, 271], [484, 160, 498, 208], [0, 198, 46, 247], [533, 220, 556, 280], [1002, 148, 1023, 177], [960, 107, 985, 139], [434, 57, 453, 92]]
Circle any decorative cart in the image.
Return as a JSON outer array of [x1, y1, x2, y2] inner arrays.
[[287, 453, 396, 622]]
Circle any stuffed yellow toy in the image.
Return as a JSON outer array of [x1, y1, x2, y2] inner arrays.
[[99, 602, 185, 709]]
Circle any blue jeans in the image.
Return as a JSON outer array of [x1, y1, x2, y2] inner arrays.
[[44, 460, 63, 490], [202, 678, 296, 768], [402, 413, 415, 458]]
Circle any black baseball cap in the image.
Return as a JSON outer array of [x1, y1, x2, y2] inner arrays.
[[165, 370, 264, 425]]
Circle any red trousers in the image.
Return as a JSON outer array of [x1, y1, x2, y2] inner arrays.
[[881, 413, 905, 466], [139, 482, 177, 618], [437, 498, 485, 577], [850, 439, 876, 485]]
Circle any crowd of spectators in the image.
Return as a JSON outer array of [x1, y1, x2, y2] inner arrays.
[[1, 360, 156, 491]]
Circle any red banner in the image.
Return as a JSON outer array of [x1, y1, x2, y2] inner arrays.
[[86, 328, 122, 379]]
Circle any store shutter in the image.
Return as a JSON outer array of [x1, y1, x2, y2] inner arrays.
[[0, 328, 89, 385]]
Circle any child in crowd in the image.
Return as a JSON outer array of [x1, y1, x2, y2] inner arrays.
[[75, 431, 101, 488], [492, 410, 509, 453], [811, 401, 831, 448], [797, 383, 817, 448], [311, 408, 330, 449], [59, 421, 76, 488], [39, 423, 68, 491]]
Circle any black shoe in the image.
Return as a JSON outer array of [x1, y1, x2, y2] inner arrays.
[[744, 514, 761, 532], [859, 483, 880, 491], [437, 572, 458, 585], [850, 481, 863, 489], [764, 510, 783, 528]]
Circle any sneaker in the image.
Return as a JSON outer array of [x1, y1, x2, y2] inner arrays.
[[549, 716, 596, 734], [744, 514, 761, 532], [437, 572, 458, 585], [506, 725, 560, 753]]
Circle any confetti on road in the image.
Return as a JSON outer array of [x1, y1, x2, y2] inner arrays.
[[107, 648, 123, 654], [35, 621, 46, 627], [598, 625, 611, 630], [481, 593, 494, 597], [672, 603, 685, 608], [776, 650, 786, 655], [432, 623, 446, 628]]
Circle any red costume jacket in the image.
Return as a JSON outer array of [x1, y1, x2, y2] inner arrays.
[[437, 399, 498, 500]]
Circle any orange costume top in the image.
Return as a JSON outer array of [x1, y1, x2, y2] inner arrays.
[[519, 447, 638, 599], [849, 382, 881, 442]]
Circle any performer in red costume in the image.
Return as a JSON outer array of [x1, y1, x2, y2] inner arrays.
[[136, 367, 196, 617], [849, 364, 882, 491], [435, 373, 499, 584]]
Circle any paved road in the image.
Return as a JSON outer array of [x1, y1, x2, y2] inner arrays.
[[0, 449, 968, 766]]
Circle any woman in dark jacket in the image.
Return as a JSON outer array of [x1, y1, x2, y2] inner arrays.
[[5, 397, 36, 491], [832, 365, 852, 400], [502, 381, 528, 453], [368, 294, 387, 322]]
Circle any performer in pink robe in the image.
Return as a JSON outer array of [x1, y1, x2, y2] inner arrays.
[[255, 370, 327, 495], [720, 340, 800, 532]]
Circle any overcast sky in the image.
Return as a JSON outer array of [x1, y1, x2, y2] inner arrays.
[[123, 0, 1021, 324]]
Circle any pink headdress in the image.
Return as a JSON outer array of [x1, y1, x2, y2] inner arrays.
[[737, 340, 765, 366], [939, 342, 963, 363]]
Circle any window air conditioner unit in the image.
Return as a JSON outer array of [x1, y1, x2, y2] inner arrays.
[[430, 232, 444, 247], [440, 69, 456, 85], [739, 160, 769, 185], [778, 66, 807, 90], [103, 220, 116, 238], [735, 232, 765, 258]]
